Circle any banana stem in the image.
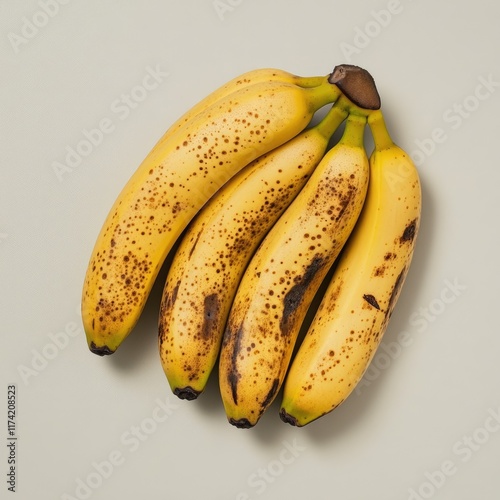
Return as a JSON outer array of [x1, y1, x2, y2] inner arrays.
[[314, 103, 349, 140], [368, 109, 395, 151], [305, 79, 342, 110], [295, 75, 331, 88], [338, 113, 367, 148], [315, 92, 379, 141]]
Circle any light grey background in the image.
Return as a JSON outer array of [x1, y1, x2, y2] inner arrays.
[[1, 1, 499, 499]]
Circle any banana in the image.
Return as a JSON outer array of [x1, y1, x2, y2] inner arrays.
[[158, 99, 350, 400], [82, 75, 341, 355], [218, 110, 371, 428], [147, 69, 327, 157], [163, 68, 326, 138], [280, 109, 422, 427]]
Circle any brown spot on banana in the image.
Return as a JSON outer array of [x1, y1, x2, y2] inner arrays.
[[202, 293, 220, 341], [162, 279, 180, 312], [188, 230, 202, 259], [227, 322, 244, 405], [261, 378, 280, 413], [386, 267, 407, 320], [158, 280, 180, 344], [280, 256, 325, 336], [362, 294, 381, 310], [400, 218, 417, 244], [335, 189, 354, 222], [323, 279, 344, 314]]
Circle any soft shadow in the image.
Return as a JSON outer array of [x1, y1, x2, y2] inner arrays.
[[192, 360, 293, 446], [243, 388, 295, 446], [192, 357, 226, 418]]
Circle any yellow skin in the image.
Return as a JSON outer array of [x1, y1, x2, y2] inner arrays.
[[161, 68, 326, 139], [82, 76, 341, 355], [218, 111, 370, 428], [158, 100, 350, 400], [280, 110, 422, 427]]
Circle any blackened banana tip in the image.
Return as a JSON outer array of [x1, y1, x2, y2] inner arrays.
[[229, 417, 254, 429], [279, 408, 299, 426], [89, 342, 115, 356], [174, 387, 200, 401]]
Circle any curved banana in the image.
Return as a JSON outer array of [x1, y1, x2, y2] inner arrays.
[[159, 100, 350, 400], [163, 68, 326, 139], [82, 76, 341, 355], [280, 110, 422, 427], [218, 110, 370, 428]]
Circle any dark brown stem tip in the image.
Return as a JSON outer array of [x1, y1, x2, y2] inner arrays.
[[89, 342, 115, 356], [229, 417, 254, 429], [279, 408, 299, 426], [174, 387, 200, 401], [328, 64, 381, 110]]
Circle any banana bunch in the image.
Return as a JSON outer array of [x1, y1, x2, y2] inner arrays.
[[82, 64, 421, 428], [82, 68, 340, 354], [159, 97, 351, 400]]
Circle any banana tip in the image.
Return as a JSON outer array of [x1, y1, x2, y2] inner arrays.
[[279, 408, 300, 427], [228, 417, 255, 429], [89, 342, 115, 356], [173, 387, 200, 401]]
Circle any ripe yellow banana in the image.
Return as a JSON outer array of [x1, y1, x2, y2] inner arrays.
[[126, 69, 315, 189], [163, 68, 326, 138], [158, 99, 351, 400], [219, 111, 371, 428], [82, 75, 341, 355], [280, 110, 422, 427]]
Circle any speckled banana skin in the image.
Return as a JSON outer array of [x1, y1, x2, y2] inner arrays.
[[280, 110, 421, 427], [162, 68, 326, 139], [82, 76, 341, 355], [218, 112, 370, 428], [158, 101, 350, 400]]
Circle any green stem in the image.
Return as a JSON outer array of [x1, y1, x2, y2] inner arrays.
[[314, 103, 349, 140], [368, 110, 394, 151], [314, 91, 380, 140], [339, 113, 367, 149], [294, 75, 329, 88], [304, 78, 342, 111]]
